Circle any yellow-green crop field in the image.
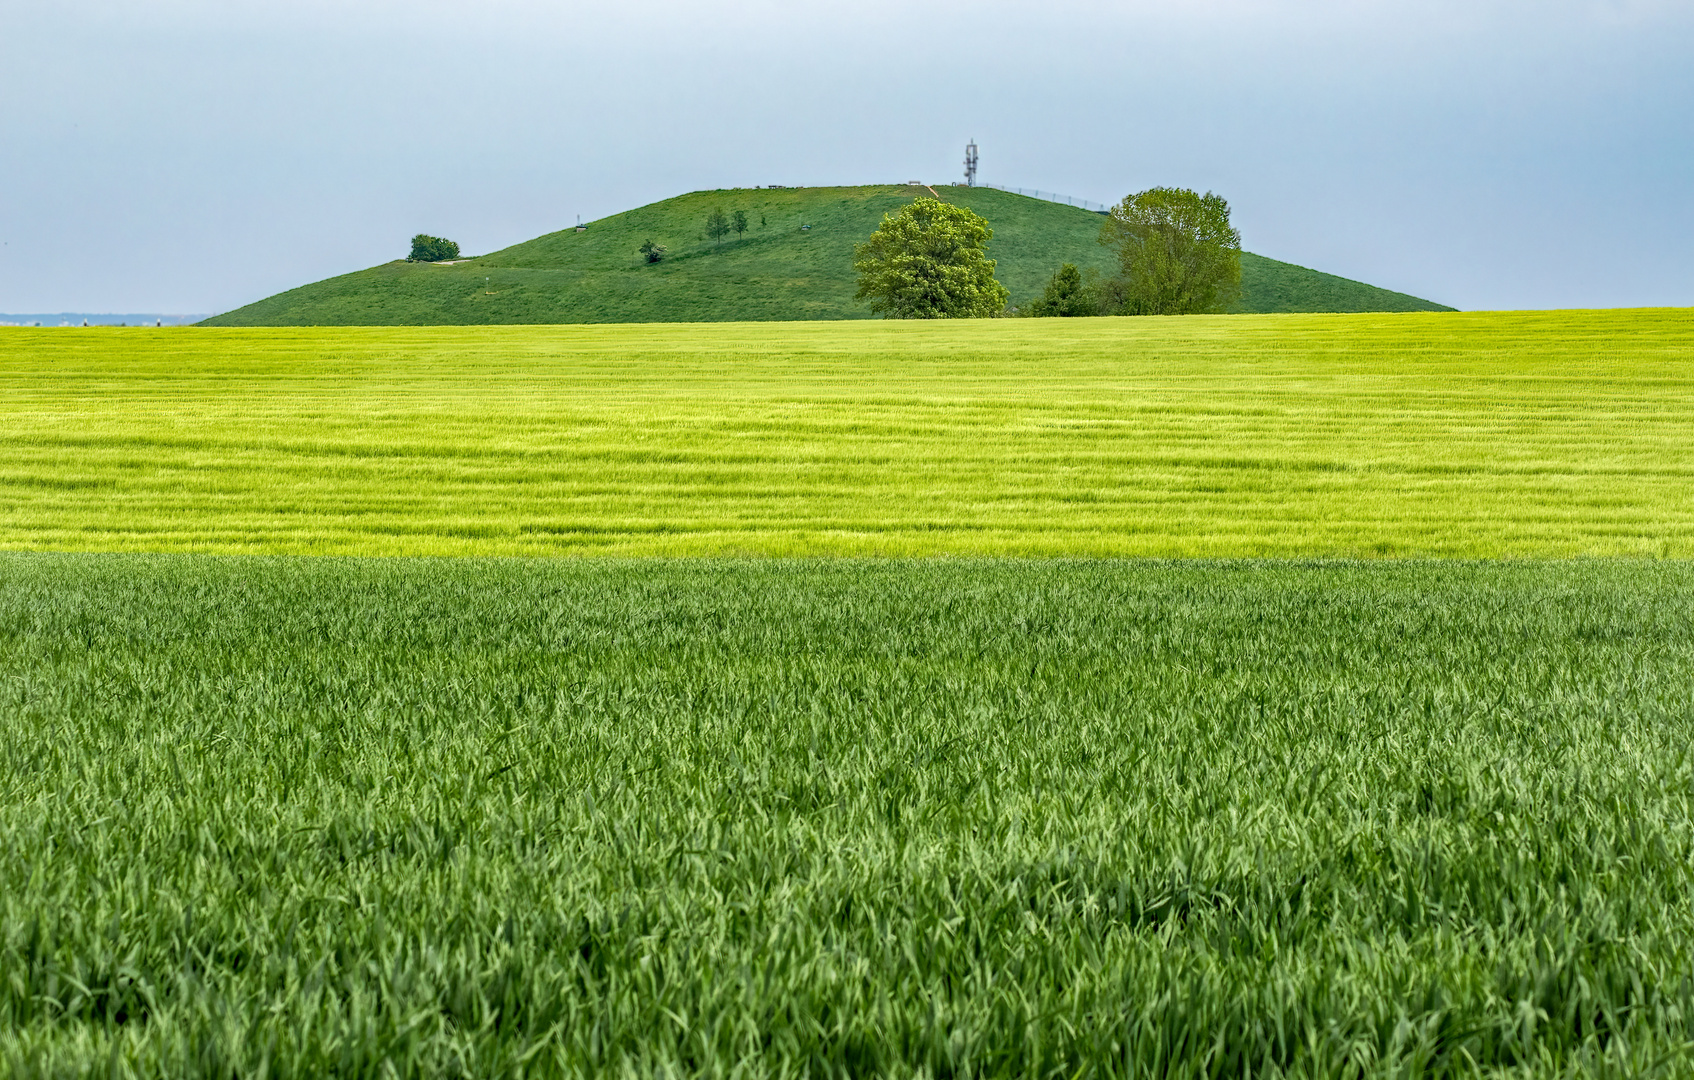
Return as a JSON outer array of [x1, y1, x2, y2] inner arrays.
[[2, 309, 1692, 556]]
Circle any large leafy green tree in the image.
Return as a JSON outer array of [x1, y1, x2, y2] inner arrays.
[[853, 198, 1009, 319], [1098, 188, 1241, 315]]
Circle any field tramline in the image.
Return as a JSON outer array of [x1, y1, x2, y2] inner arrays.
[[1, 310, 1691, 559]]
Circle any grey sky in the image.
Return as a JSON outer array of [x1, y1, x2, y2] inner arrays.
[[2, 0, 1690, 313]]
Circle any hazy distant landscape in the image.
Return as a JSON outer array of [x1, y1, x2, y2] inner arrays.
[[0, 313, 211, 326]]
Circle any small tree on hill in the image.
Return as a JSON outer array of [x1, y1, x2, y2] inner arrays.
[[408, 234, 460, 262], [853, 197, 1009, 319], [1029, 263, 1098, 317], [706, 207, 731, 245], [639, 239, 667, 264], [732, 210, 748, 239], [1098, 187, 1241, 315]]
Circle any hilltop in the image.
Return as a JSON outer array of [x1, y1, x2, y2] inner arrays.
[[203, 185, 1452, 326]]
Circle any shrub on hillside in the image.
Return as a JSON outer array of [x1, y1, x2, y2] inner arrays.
[[1029, 263, 1099, 317], [706, 208, 731, 244], [639, 239, 668, 264], [408, 235, 461, 262]]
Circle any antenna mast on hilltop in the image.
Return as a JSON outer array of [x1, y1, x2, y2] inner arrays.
[[964, 140, 979, 187]]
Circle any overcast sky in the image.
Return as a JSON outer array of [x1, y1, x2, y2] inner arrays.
[[2, 0, 1690, 313]]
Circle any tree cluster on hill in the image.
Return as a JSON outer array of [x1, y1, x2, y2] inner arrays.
[[851, 187, 1240, 321], [1026, 187, 1242, 317], [639, 204, 755, 267], [408, 235, 460, 262], [705, 207, 753, 246]]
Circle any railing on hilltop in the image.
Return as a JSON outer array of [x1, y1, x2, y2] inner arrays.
[[980, 184, 1112, 214]]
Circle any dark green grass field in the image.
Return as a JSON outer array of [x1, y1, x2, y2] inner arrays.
[[3, 554, 1692, 1077], [201, 186, 1452, 325]]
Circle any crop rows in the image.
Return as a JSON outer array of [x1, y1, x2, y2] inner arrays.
[[2, 311, 1692, 558], [2, 554, 1691, 1076]]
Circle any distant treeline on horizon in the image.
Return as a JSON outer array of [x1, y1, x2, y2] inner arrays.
[[0, 314, 212, 327]]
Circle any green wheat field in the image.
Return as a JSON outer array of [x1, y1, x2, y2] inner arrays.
[[3, 311, 1693, 1077], [4, 309, 1691, 558]]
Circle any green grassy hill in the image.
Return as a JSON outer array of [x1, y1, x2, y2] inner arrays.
[[203, 185, 1453, 326]]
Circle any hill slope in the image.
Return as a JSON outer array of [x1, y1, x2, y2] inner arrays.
[[204, 186, 1452, 326]]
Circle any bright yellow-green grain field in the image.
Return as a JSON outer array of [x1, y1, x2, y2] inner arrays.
[[2, 310, 1690, 557]]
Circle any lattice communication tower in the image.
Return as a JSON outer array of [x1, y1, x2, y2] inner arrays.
[[964, 140, 978, 187]]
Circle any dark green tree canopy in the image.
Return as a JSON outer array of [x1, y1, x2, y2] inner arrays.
[[852, 198, 1009, 319], [638, 239, 667, 264], [1029, 263, 1098, 317], [408, 234, 461, 262], [1098, 188, 1241, 315]]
